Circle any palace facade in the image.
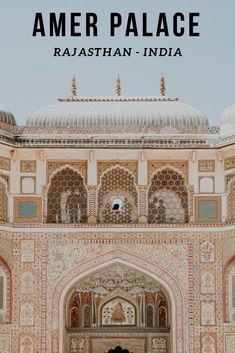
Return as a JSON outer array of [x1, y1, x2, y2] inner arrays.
[[0, 76, 235, 353]]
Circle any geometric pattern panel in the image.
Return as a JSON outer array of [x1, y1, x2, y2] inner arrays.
[[148, 160, 188, 183], [0, 177, 7, 222], [47, 167, 87, 223], [148, 168, 189, 223], [0, 335, 10, 353], [98, 167, 138, 224]]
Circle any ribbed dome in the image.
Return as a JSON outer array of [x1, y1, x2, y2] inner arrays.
[[0, 106, 16, 126], [26, 96, 208, 130]]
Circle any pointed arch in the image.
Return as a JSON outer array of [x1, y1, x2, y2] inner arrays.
[[148, 167, 189, 224], [97, 166, 138, 223], [46, 166, 88, 223], [50, 249, 186, 353]]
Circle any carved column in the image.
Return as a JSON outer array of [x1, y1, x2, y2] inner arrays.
[[87, 151, 97, 223], [138, 151, 148, 223]]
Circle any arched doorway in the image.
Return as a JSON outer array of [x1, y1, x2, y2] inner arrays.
[[51, 251, 186, 353], [64, 264, 170, 353], [108, 346, 131, 353]]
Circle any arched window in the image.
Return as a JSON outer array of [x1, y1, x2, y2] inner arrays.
[[0, 258, 11, 324], [148, 168, 189, 224], [98, 167, 138, 224], [83, 305, 91, 327], [69, 294, 81, 328], [156, 294, 168, 327], [47, 167, 87, 224], [158, 307, 167, 327], [146, 305, 154, 327], [0, 177, 8, 222]]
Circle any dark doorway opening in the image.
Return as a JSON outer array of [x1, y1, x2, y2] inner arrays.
[[108, 346, 131, 353]]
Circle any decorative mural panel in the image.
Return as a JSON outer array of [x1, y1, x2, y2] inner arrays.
[[102, 298, 136, 326], [152, 337, 167, 353], [0, 156, 10, 171], [67, 264, 168, 331], [14, 197, 42, 223], [20, 336, 34, 353], [0, 177, 8, 222], [201, 301, 216, 326], [0, 334, 10, 353], [201, 270, 215, 293], [70, 337, 85, 352], [21, 240, 35, 262], [200, 241, 215, 262], [20, 160, 36, 173], [225, 334, 235, 353], [198, 160, 215, 172], [47, 161, 87, 183], [201, 334, 216, 353], [20, 271, 34, 294], [47, 167, 87, 223], [98, 161, 138, 182], [148, 167, 189, 223], [148, 160, 188, 183], [195, 196, 221, 222], [98, 167, 138, 223], [225, 156, 235, 170], [20, 301, 34, 326]]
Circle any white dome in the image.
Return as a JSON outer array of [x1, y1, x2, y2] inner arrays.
[[220, 104, 235, 135]]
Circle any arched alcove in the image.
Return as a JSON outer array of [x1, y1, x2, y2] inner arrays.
[[49, 250, 186, 353], [46, 167, 87, 223], [97, 167, 138, 223], [148, 167, 189, 224]]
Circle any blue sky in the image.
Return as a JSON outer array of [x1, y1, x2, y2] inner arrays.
[[0, 0, 235, 125]]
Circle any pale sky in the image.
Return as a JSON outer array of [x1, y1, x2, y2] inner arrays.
[[0, 0, 235, 125]]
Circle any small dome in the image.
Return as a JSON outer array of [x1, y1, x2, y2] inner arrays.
[[220, 104, 235, 135], [26, 96, 208, 133], [0, 106, 16, 126]]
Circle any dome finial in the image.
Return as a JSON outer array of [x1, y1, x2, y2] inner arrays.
[[160, 73, 166, 96], [116, 74, 121, 96], [71, 74, 77, 96]]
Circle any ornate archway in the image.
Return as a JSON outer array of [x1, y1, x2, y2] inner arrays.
[[49, 250, 186, 353], [46, 167, 88, 224]]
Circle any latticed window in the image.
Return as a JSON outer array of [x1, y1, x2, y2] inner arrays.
[[47, 167, 87, 223], [229, 267, 235, 322], [228, 177, 235, 222], [0, 178, 7, 222], [148, 168, 189, 224], [98, 167, 138, 223]]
